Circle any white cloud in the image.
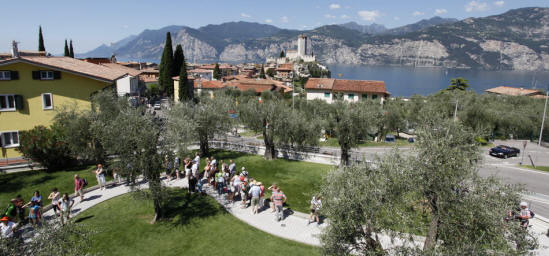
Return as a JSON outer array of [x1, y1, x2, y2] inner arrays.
[[281, 16, 289, 23], [324, 14, 337, 19], [340, 14, 350, 19], [329, 3, 341, 10], [434, 9, 448, 15], [265, 19, 273, 23], [358, 10, 380, 21], [494, 1, 504, 7], [465, 1, 489, 12], [240, 13, 251, 18], [412, 11, 425, 17], [393, 16, 400, 21]]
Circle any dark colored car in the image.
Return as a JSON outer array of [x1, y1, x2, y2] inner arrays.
[[489, 145, 520, 158]]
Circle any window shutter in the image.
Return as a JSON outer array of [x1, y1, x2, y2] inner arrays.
[[10, 71, 19, 80], [15, 95, 24, 110], [53, 71, 61, 79], [32, 71, 41, 80]]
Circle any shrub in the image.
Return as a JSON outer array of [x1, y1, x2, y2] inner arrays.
[[17, 125, 74, 171]]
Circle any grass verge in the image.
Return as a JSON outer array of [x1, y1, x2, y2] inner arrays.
[[75, 189, 320, 256]]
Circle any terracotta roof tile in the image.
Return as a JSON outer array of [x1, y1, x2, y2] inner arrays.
[[333, 79, 387, 94], [485, 86, 543, 96], [100, 63, 143, 76], [0, 56, 126, 82], [305, 78, 335, 90]]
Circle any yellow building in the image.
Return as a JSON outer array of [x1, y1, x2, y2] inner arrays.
[[0, 55, 126, 161]]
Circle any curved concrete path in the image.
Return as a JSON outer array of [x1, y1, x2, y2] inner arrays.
[[38, 178, 549, 254]]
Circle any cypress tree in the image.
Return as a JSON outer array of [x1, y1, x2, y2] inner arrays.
[[173, 44, 184, 77], [69, 40, 74, 58], [64, 40, 70, 57], [158, 32, 174, 96], [38, 26, 46, 52], [178, 55, 192, 101], [279, 50, 285, 58], [259, 64, 266, 79], [213, 63, 221, 80]]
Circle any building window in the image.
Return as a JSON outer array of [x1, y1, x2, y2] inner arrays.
[[324, 92, 330, 98], [42, 93, 53, 110], [40, 71, 54, 80], [361, 94, 368, 100], [1, 131, 19, 148], [0, 71, 11, 80], [0, 95, 16, 111], [348, 93, 355, 99], [372, 94, 378, 100]]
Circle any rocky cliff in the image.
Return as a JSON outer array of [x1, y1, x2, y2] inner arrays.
[[84, 7, 549, 71]]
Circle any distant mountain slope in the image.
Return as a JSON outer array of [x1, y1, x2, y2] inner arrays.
[[339, 22, 388, 35], [83, 8, 549, 70]]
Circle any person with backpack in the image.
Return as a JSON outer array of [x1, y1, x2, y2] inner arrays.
[[271, 187, 287, 222], [23, 201, 41, 226], [249, 181, 262, 214], [74, 174, 85, 201]]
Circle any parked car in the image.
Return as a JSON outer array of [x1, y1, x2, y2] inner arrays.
[[489, 145, 520, 158], [153, 102, 161, 110], [407, 137, 415, 143], [385, 135, 395, 143]]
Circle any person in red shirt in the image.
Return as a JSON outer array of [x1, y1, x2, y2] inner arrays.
[[74, 174, 85, 201]]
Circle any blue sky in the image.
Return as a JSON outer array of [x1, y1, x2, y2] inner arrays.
[[1, 0, 547, 54]]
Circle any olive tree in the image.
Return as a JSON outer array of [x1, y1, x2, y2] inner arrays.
[[320, 115, 538, 255], [327, 100, 381, 166], [90, 91, 166, 223], [238, 98, 320, 160], [166, 94, 234, 156]]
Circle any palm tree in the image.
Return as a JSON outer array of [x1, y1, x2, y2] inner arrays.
[[447, 77, 469, 91]]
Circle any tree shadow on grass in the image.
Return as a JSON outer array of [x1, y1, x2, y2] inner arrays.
[[162, 189, 225, 226], [210, 150, 247, 160]]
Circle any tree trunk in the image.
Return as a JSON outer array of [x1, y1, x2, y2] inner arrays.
[[364, 224, 384, 255], [424, 196, 439, 251], [340, 144, 350, 166], [199, 133, 209, 157], [263, 127, 276, 160], [148, 171, 163, 224]]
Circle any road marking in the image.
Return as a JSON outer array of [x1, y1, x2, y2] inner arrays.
[[486, 165, 549, 177]]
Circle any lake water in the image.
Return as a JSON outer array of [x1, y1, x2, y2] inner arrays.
[[327, 64, 549, 97]]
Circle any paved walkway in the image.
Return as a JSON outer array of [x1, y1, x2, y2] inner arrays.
[[32, 177, 549, 254]]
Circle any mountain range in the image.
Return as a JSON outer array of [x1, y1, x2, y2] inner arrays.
[[83, 7, 549, 71]]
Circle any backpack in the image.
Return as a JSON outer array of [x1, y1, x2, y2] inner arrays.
[[82, 178, 88, 187], [530, 210, 535, 218]]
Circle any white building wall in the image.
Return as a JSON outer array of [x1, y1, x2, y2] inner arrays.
[[115, 75, 138, 96], [306, 90, 333, 104]]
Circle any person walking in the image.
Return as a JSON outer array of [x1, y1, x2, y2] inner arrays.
[[48, 188, 61, 217], [95, 164, 107, 190], [12, 195, 25, 224], [216, 170, 225, 195], [249, 182, 262, 214], [24, 201, 41, 226], [112, 168, 122, 186], [58, 193, 74, 225], [308, 195, 322, 225], [271, 187, 287, 222], [267, 184, 278, 212], [74, 174, 85, 201], [193, 152, 200, 167], [258, 182, 265, 209]]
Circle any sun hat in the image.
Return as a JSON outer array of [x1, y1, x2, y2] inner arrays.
[[520, 201, 528, 207], [257, 182, 262, 186], [0, 216, 9, 221]]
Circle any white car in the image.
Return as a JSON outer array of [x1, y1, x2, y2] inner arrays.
[[153, 103, 161, 110]]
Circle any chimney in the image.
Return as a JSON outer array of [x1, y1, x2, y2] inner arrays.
[[11, 41, 19, 58]]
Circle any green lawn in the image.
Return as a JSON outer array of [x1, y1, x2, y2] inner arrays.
[[0, 165, 99, 208], [319, 137, 412, 148], [201, 151, 333, 213], [76, 190, 320, 256], [521, 165, 549, 173]]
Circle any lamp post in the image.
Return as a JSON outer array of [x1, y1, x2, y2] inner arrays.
[[538, 85, 549, 146]]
